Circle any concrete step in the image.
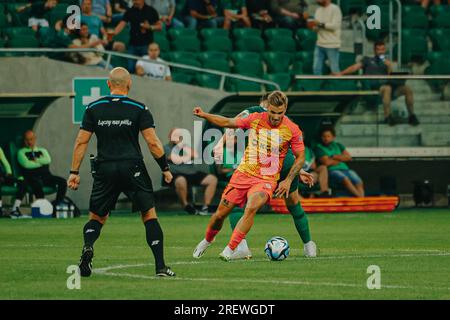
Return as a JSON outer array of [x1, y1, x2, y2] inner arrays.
[[340, 114, 450, 124], [421, 132, 450, 146], [338, 135, 420, 147], [337, 124, 450, 136]]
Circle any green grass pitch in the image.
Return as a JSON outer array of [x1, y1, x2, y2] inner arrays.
[[0, 209, 449, 299]]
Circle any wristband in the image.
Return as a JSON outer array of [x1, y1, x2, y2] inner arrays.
[[70, 170, 79, 175], [155, 154, 170, 172]]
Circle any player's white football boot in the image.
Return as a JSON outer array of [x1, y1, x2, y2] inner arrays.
[[219, 246, 234, 262], [193, 239, 212, 259], [303, 240, 318, 257], [229, 239, 252, 260]]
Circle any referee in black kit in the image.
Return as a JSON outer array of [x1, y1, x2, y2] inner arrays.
[[67, 67, 175, 277]]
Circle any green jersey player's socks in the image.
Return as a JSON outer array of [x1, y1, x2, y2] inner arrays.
[[229, 207, 244, 231], [287, 203, 311, 244]]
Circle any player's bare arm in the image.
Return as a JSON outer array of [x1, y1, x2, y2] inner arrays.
[[332, 150, 352, 162], [193, 106, 239, 128], [141, 128, 173, 184], [275, 150, 305, 198], [68, 129, 93, 190], [319, 155, 341, 167]]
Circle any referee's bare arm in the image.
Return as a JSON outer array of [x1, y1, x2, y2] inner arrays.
[[68, 129, 93, 190], [141, 128, 173, 184]]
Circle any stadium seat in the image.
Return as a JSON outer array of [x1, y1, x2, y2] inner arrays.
[[296, 29, 317, 51], [169, 51, 198, 63], [431, 10, 450, 28], [267, 36, 296, 53], [202, 36, 232, 53], [113, 25, 130, 46], [262, 51, 293, 73], [197, 51, 229, 64], [0, 11, 7, 29], [295, 51, 314, 73], [234, 60, 263, 77], [195, 73, 221, 90], [424, 57, 450, 90], [339, 52, 356, 70], [402, 6, 428, 29], [6, 3, 29, 26], [230, 51, 261, 64], [168, 28, 197, 41], [5, 27, 35, 38], [395, 30, 428, 63], [429, 29, 450, 51], [232, 28, 261, 40], [227, 79, 262, 92], [200, 28, 229, 40], [263, 28, 293, 41], [322, 79, 358, 91], [264, 73, 292, 91], [154, 33, 170, 52], [292, 79, 323, 91], [291, 61, 303, 75], [335, 0, 366, 16], [172, 72, 194, 84], [8, 35, 39, 48], [48, 3, 70, 26], [427, 51, 450, 65], [235, 36, 265, 52], [171, 36, 201, 52], [202, 59, 230, 72]]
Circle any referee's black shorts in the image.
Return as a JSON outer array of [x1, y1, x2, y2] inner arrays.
[[89, 160, 155, 216]]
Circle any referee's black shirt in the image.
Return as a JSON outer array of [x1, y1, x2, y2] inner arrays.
[[81, 95, 155, 162]]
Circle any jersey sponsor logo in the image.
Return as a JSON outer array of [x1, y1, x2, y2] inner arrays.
[[97, 119, 133, 127]]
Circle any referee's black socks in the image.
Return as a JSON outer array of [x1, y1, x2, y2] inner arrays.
[[83, 220, 103, 248], [144, 219, 166, 271]]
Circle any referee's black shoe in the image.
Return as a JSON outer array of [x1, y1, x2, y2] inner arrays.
[[79, 246, 94, 277], [156, 266, 176, 277]]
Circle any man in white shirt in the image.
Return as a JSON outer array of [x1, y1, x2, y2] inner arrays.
[[135, 42, 172, 81], [309, 0, 342, 75]]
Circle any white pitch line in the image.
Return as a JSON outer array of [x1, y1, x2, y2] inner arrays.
[[95, 271, 450, 292]]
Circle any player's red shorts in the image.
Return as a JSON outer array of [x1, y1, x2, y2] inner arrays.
[[221, 170, 277, 208]]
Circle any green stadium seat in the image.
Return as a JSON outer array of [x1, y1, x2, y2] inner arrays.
[[234, 60, 263, 77], [263, 28, 293, 41], [395, 31, 428, 63], [427, 51, 450, 64], [235, 36, 265, 52], [335, 0, 366, 16], [264, 73, 292, 91], [172, 72, 194, 84], [110, 55, 128, 68], [295, 51, 314, 74], [202, 59, 230, 72], [0, 11, 7, 29], [296, 29, 317, 51], [168, 28, 197, 40], [0, 38, 5, 47], [322, 79, 358, 91], [171, 36, 201, 52], [429, 29, 450, 51], [195, 73, 221, 90], [291, 61, 303, 75], [169, 51, 198, 62], [262, 51, 293, 73], [402, 6, 428, 29], [232, 28, 261, 40], [200, 28, 229, 40], [227, 79, 262, 92], [292, 79, 323, 91], [7, 3, 29, 26], [267, 36, 296, 53], [339, 51, 356, 70], [8, 35, 39, 48], [197, 51, 229, 64], [48, 3, 70, 26], [5, 27, 35, 38], [230, 51, 261, 64], [113, 25, 130, 45], [153, 33, 170, 52], [431, 10, 450, 28], [202, 36, 232, 53]]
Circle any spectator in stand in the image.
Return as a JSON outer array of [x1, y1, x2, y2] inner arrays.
[[136, 42, 172, 80], [310, 0, 342, 75], [222, 0, 251, 29], [270, 0, 309, 30], [17, 131, 67, 211], [315, 127, 364, 198], [338, 40, 420, 126], [111, 0, 129, 25], [246, 0, 274, 30], [0, 147, 27, 219], [164, 128, 218, 216], [146, 0, 185, 29], [80, 0, 113, 24], [185, 0, 222, 29], [72, 23, 111, 69], [113, 0, 162, 73], [302, 146, 331, 197], [17, 0, 58, 32]]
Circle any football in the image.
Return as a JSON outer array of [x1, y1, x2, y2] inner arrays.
[[264, 236, 290, 261]]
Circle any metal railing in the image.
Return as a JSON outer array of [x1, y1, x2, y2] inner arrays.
[[295, 75, 450, 80], [0, 48, 280, 91], [389, 0, 402, 68]]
